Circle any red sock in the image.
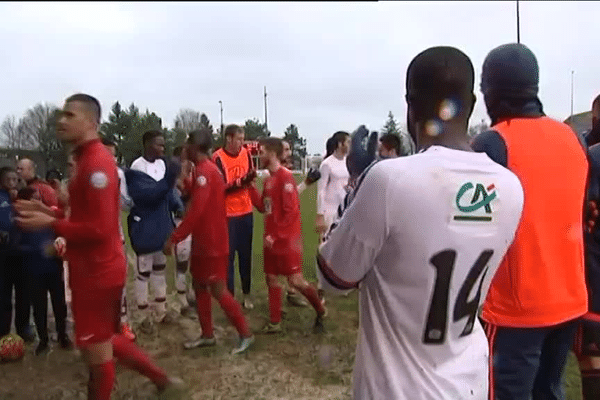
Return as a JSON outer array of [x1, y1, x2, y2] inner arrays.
[[112, 334, 169, 388], [268, 286, 282, 324], [298, 284, 325, 315], [217, 290, 251, 337], [196, 288, 214, 338], [88, 359, 115, 400]]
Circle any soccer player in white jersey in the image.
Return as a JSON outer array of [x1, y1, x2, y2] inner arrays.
[[318, 46, 525, 399], [316, 131, 350, 303]]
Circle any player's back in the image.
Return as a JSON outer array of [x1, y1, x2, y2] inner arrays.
[[353, 146, 523, 399]]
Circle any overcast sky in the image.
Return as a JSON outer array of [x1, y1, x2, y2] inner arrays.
[[1, 1, 598, 154]]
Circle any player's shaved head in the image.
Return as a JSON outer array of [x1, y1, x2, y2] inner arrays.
[[65, 93, 101, 124], [405, 46, 476, 147]]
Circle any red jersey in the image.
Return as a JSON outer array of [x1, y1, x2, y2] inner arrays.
[[170, 158, 229, 258], [250, 166, 302, 254], [29, 178, 58, 208], [51, 139, 126, 290]]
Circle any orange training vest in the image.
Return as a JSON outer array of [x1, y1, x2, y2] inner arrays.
[[213, 147, 253, 217], [482, 116, 589, 327]]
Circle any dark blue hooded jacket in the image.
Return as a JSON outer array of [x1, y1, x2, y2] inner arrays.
[[125, 159, 183, 255], [0, 189, 13, 252], [17, 228, 59, 276]]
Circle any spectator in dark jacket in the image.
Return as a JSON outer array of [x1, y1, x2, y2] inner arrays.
[[0, 167, 35, 342], [16, 187, 71, 355]]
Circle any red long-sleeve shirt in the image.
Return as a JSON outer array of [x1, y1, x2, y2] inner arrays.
[[170, 158, 229, 258], [51, 139, 126, 290], [250, 166, 302, 254], [28, 178, 58, 208]]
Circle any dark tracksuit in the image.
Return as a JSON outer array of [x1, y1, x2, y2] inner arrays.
[[0, 189, 31, 338], [18, 228, 68, 344]]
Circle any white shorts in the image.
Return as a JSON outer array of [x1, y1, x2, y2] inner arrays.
[[174, 218, 191, 263], [176, 235, 191, 263], [136, 251, 167, 274]]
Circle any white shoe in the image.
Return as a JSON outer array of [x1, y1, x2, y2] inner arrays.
[[231, 335, 255, 355], [183, 336, 216, 350], [242, 296, 254, 310], [158, 377, 187, 399]]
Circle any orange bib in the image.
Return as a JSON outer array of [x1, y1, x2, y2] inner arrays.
[[213, 148, 253, 217], [482, 117, 589, 327]]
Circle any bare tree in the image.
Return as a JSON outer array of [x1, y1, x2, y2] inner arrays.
[[19, 103, 61, 151], [174, 109, 202, 132], [0, 116, 25, 149]]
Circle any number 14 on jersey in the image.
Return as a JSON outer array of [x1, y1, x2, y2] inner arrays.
[[423, 249, 494, 345]]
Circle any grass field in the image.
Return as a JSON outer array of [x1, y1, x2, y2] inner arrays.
[[0, 175, 585, 399]]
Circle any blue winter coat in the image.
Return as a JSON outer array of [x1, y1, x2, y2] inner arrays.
[[125, 160, 183, 255], [0, 189, 12, 251]]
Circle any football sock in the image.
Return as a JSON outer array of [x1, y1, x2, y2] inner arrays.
[[217, 290, 251, 337], [112, 334, 168, 388], [298, 284, 326, 315], [268, 286, 282, 324], [88, 359, 115, 400], [196, 288, 214, 338]]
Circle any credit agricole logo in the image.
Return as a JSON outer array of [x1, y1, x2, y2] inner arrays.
[[454, 182, 497, 222]]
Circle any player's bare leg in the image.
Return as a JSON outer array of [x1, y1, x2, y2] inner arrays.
[[263, 274, 284, 333], [287, 273, 327, 333]]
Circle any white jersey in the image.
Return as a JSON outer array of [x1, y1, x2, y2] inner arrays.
[[318, 146, 524, 400], [117, 166, 132, 243], [130, 156, 166, 182], [317, 154, 349, 217]]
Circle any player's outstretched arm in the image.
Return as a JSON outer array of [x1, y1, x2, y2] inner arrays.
[[169, 176, 211, 246], [248, 184, 266, 213]]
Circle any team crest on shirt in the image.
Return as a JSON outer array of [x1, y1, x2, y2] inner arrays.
[[453, 182, 497, 222], [284, 182, 294, 193], [197, 175, 207, 186], [90, 171, 108, 189]]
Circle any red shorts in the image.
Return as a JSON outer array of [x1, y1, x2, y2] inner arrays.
[[71, 286, 122, 348], [190, 255, 227, 284], [263, 249, 302, 276]]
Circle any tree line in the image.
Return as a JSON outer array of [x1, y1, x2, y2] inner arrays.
[[0, 101, 309, 172], [0, 102, 488, 174]]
